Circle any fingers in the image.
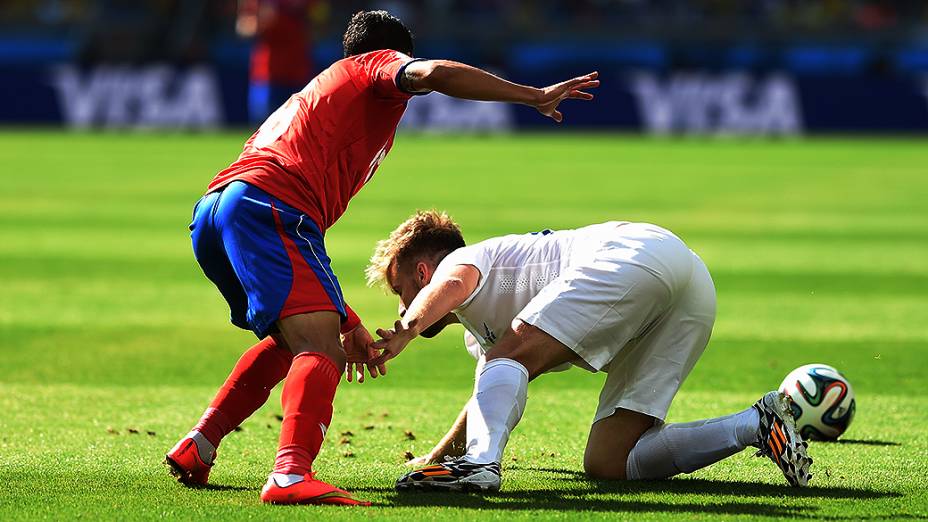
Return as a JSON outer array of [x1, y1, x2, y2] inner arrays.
[[405, 455, 432, 467], [394, 318, 418, 335], [570, 80, 599, 91], [345, 362, 372, 383], [573, 80, 600, 91], [345, 362, 361, 383], [361, 362, 386, 380], [376, 328, 395, 339], [368, 353, 387, 368], [564, 73, 599, 90], [567, 79, 600, 93], [568, 90, 594, 100], [370, 348, 399, 368], [536, 72, 599, 123]]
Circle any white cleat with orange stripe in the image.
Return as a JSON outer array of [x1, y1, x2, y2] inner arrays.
[[396, 459, 501, 492], [753, 391, 813, 487]]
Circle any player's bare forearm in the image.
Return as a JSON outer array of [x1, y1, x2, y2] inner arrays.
[[433, 403, 468, 458], [408, 401, 468, 465], [371, 265, 478, 366], [404, 60, 540, 104], [401, 276, 471, 336], [369, 278, 467, 365], [404, 61, 600, 122]]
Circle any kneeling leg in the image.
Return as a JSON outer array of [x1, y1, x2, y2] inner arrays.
[[585, 406, 760, 480]]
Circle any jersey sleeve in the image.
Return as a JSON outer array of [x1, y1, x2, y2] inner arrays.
[[434, 245, 493, 309], [362, 49, 428, 100], [340, 302, 361, 334]]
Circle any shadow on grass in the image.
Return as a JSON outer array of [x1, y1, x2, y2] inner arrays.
[[355, 470, 901, 516], [361, 487, 807, 517], [520, 467, 901, 500], [830, 439, 901, 447], [193, 483, 252, 492]]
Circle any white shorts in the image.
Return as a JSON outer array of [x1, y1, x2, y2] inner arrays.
[[516, 223, 716, 423]]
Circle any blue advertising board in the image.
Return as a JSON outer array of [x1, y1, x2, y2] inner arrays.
[[2, 62, 927, 134]]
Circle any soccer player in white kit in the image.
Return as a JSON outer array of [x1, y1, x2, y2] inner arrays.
[[364, 211, 812, 492]]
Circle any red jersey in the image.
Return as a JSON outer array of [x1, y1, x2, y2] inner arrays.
[[209, 50, 420, 230], [250, 0, 310, 85]]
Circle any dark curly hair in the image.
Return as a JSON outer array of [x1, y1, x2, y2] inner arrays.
[[342, 10, 414, 58]]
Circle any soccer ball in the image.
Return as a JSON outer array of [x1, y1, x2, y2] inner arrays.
[[779, 363, 856, 441]]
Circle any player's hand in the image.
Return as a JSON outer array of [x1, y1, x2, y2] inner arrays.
[[370, 319, 419, 367], [342, 324, 386, 383], [404, 452, 437, 467], [404, 442, 462, 467], [533, 71, 599, 123]]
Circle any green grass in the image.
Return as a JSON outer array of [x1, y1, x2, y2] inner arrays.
[[1, 131, 927, 520]]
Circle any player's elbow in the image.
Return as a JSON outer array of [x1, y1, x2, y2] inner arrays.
[[442, 277, 471, 304]]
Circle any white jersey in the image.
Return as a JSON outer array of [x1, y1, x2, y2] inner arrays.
[[447, 221, 716, 424], [434, 221, 626, 354]]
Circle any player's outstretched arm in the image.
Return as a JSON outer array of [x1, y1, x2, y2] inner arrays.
[[370, 264, 479, 366], [403, 61, 599, 123]]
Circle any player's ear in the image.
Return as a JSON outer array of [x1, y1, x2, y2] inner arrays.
[[416, 261, 431, 285]]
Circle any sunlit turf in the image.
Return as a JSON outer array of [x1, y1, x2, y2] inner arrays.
[[1, 131, 926, 520]]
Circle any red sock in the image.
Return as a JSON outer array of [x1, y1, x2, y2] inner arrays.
[[193, 337, 294, 448], [273, 352, 341, 475]]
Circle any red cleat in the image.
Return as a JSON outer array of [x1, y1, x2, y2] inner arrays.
[[260, 473, 371, 506], [164, 435, 214, 486]]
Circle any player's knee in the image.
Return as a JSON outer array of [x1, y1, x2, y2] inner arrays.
[[486, 349, 540, 380], [583, 455, 629, 481], [324, 347, 347, 371], [486, 322, 575, 379]]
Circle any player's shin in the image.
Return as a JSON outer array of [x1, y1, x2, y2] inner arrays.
[[273, 352, 341, 476], [463, 358, 529, 465], [625, 407, 759, 480], [192, 336, 294, 451]]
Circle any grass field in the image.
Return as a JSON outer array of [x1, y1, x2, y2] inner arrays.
[[1, 131, 927, 520]]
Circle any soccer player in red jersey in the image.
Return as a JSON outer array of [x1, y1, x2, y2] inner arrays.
[[237, 0, 313, 123], [165, 10, 599, 505]]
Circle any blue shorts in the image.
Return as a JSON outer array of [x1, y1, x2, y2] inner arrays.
[[249, 82, 300, 124], [189, 181, 346, 338]]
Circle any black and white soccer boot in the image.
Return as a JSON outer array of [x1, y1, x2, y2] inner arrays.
[[396, 458, 501, 492], [752, 391, 813, 487]]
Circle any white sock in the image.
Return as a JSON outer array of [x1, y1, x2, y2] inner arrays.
[[270, 473, 305, 487], [625, 407, 759, 480], [187, 431, 216, 466], [463, 358, 529, 465]]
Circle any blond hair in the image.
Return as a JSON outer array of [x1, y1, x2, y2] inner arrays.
[[366, 210, 465, 289]]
